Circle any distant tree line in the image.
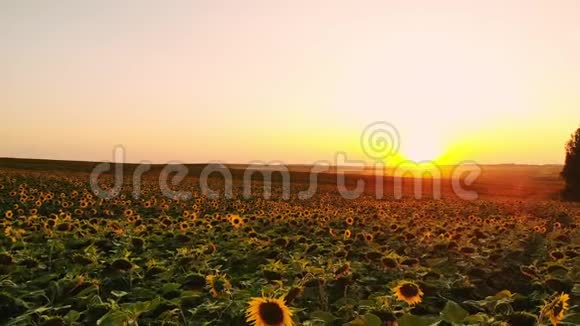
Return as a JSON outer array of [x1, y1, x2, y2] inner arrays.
[[561, 126, 580, 201]]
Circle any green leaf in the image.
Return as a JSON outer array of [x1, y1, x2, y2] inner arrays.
[[362, 313, 382, 326], [32, 307, 50, 314], [96, 311, 130, 326], [334, 297, 358, 306], [397, 314, 440, 326], [110, 290, 128, 298], [310, 310, 338, 324], [425, 258, 448, 267], [343, 313, 384, 326], [463, 313, 490, 324], [122, 297, 161, 315], [160, 282, 181, 293], [27, 273, 59, 286], [563, 312, 580, 324], [344, 317, 363, 325], [64, 310, 81, 322], [359, 300, 375, 307], [440, 300, 469, 323]]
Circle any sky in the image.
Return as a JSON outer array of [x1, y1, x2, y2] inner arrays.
[[2, 0, 579, 165]]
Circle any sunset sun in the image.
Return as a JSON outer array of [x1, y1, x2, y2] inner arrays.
[[401, 134, 444, 163]]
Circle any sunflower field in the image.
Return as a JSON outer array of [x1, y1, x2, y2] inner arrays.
[[0, 169, 579, 326]]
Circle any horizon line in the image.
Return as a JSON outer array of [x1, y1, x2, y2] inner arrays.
[[0, 156, 565, 167]]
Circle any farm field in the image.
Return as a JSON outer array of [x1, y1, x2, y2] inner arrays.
[[0, 161, 579, 326]]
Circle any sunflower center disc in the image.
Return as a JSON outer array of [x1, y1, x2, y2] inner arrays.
[[400, 284, 419, 297], [259, 302, 285, 325]]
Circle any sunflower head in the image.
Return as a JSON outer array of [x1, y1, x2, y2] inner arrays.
[[283, 287, 302, 305], [246, 296, 294, 326], [179, 221, 189, 231], [344, 229, 351, 239], [364, 233, 374, 242], [393, 281, 424, 305], [206, 273, 232, 298], [335, 263, 351, 278], [549, 251, 565, 260], [230, 214, 244, 228], [541, 293, 570, 326], [382, 257, 399, 269]]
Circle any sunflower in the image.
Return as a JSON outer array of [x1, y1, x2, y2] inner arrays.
[[335, 263, 351, 278], [344, 229, 351, 239], [246, 296, 294, 326], [204, 242, 217, 255], [179, 221, 189, 231], [345, 217, 354, 225], [5, 210, 13, 219], [549, 251, 565, 260], [541, 293, 570, 326], [283, 287, 302, 305], [206, 273, 232, 298], [422, 231, 433, 241], [230, 214, 244, 228], [393, 281, 424, 305], [112, 226, 124, 235], [382, 257, 399, 269]]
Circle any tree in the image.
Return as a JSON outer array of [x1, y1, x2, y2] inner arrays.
[[561, 127, 580, 201]]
